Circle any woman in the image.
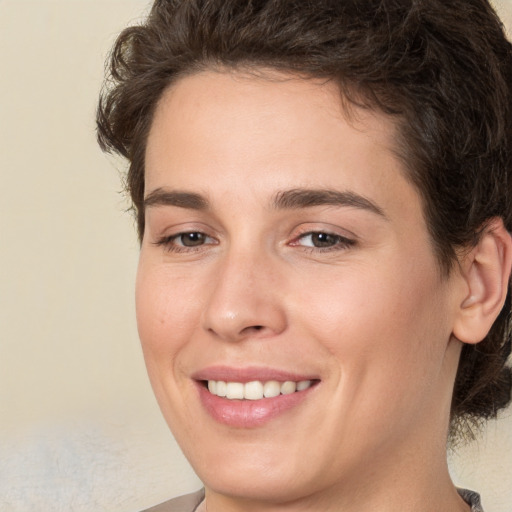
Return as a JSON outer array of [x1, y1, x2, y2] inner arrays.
[[97, 1, 512, 511]]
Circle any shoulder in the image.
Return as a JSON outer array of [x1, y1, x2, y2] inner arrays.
[[140, 489, 205, 512]]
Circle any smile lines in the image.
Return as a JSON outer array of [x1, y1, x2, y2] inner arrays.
[[207, 379, 313, 400]]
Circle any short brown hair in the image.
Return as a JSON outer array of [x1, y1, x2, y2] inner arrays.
[[97, 0, 512, 438]]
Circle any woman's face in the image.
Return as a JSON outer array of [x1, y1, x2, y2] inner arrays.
[[138, 71, 463, 503]]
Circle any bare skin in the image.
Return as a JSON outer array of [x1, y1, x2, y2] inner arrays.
[[137, 70, 510, 511]]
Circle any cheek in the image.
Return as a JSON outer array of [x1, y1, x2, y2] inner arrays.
[[135, 260, 201, 362], [135, 260, 207, 428], [294, 260, 453, 448], [295, 257, 451, 394]]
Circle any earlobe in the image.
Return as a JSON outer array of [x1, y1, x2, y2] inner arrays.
[[452, 218, 512, 345]]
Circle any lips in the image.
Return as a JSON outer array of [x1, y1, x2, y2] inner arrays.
[[193, 366, 319, 428]]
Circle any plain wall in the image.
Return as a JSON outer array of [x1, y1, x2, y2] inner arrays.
[[0, 1, 511, 511]]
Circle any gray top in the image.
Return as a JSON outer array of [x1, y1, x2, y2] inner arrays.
[[140, 488, 483, 511], [458, 489, 484, 512], [141, 489, 205, 512]]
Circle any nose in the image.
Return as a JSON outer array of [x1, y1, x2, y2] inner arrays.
[[201, 249, 288, 342]]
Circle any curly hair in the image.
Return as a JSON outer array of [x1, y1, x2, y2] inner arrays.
[[97, 0, 512, 439]]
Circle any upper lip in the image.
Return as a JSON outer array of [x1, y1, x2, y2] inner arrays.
[[192, 365, 320, 383]]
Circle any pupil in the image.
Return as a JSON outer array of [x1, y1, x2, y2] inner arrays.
[[312, 233, 336, 247], [182, 232, 205, 246]]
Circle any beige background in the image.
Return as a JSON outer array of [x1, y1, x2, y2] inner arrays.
[[0, 1, 511, 511]]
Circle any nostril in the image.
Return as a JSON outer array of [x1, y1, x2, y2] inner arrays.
[[241, 325, 264, 334]]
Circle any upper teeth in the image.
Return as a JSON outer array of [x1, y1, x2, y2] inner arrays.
[[207, 380, 312, 400]]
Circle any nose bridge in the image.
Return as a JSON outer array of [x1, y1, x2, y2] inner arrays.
[[201, 243, 286, 341]]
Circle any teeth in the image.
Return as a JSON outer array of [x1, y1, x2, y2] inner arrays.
[[206, 379, 313, 400], [280, 381, 297, 395], [216, 381, 227, 397], [263, 380, 281, 398], [297, 380, 312, 391], [244, 381, 264, 400], [226, 382, 244, 399]]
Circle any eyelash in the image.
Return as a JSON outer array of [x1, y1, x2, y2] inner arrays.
[[290, 231, 356, 252], [154, 232, 217, 253], [154, 230, 355, 254]]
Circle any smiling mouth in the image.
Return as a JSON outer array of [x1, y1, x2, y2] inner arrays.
[[205, 379, 317, 400]]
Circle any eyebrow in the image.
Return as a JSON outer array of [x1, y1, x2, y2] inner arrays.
[[143, 186, 386, 218], [144, 188, 209, 210], [272, 188, 386, 218]]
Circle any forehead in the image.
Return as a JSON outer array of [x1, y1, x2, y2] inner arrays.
[[148, 70, 398, 149], [144, 70, 420, 220]]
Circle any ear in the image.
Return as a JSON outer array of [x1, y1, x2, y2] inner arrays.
[[452, 218, 512, 345]]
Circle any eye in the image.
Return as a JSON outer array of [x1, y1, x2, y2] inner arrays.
[[154, 231, 217, 252], [292, 231, 355, 251], [174, 232, 209, 247]]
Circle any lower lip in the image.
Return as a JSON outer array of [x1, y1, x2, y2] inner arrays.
[[196, 382, 317, 428]]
